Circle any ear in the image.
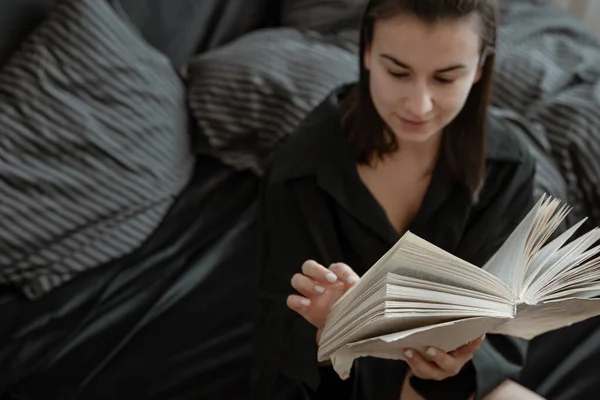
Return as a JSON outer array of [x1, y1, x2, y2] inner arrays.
[[364, 43, 371, 71], [473, 66, 482, 84]]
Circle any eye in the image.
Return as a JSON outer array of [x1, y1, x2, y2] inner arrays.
[[435, 76, 455, 84], [389, 71, 409, 79]]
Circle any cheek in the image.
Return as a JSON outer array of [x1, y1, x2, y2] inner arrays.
[[435, 83, 473, 118], [369, 67, 400, 108]]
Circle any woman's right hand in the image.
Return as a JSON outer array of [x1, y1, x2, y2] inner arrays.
[[287, 260, 360, 343]]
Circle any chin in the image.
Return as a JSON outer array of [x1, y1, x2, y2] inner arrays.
[[396, 131, 437, 143], [392, 127, 441, 145], [386, 116, 443, 145]]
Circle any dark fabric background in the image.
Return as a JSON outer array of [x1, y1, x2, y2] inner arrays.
[[111, 0, 273, 67], [0, 0, 274, 69], [0, 159, 261, 400]]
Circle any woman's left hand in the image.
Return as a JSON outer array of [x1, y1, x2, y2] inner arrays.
[[403, 335, 485, 381]]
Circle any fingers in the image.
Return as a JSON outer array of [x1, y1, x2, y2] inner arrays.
[[328, 262, 360, 286], [291, 273, 326, 298], [287, 260, 359, 325], [404, 336, 485, 380], [450, 335, 485, 360], [421, 346, 465, 377], [301, 260, 339, 284], [403, 348, 446, 381], [286, 294, 311, 311], [299, 260, 360, 287]]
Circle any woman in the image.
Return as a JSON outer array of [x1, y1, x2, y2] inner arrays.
[[252, 0, 543, 399]]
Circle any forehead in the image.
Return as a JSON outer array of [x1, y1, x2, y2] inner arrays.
[[372, 14, 482, 66]]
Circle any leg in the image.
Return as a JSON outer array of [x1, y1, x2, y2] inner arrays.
[[482, 380, 546, 400], [400, 377, 544, 400]]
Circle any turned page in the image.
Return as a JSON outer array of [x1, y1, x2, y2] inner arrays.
[[331, 232, 514, 317], [522, 225, 600, 302], [491, 297, 600, 340], [320, 232, 515, 362], [319, 273, 515, 360], [482, 195, 564, 296], [520, 218, 588, 299]]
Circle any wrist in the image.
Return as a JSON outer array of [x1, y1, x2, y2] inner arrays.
[[316, 327, 323, 344]]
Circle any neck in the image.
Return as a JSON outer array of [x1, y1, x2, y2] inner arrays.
[[383, 132, 442, 176], [399, 133, 441, 158]]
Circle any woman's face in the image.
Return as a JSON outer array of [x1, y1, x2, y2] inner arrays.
[[364, 14, 483, 146]]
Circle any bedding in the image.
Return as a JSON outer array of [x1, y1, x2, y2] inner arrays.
[[490, 108, 569, 202], [0, 158, 261, 400], [110, 0, 273, 68], [1, 1, 599, 399], [0, 0, 54, 68], [0, 0, 273, 71], [0, 0, 194, 298], [493, 1, 600, 227], [186, 28, 358, 175], [279, 0, 365, 50]]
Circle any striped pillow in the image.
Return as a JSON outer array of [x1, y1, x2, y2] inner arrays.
[[493, 2, 600, 227], [490, 108, 573, 228], [186, 28, 358, 175], [0, 0, 194, 299], [279, 0, 365, 50]]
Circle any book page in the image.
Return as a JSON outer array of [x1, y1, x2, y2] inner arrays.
[[388, 233, 514, 299], [482, 195, 564, 294], [521, 218, 587, 295], [319, 309, 504, 361], [323, 316, 511, 380], [319, 274, 515, 359], [524, 228, 600, 302], [319, 273, 514, 358], [331, 232, 513, 316], [537, 258, 600, 301], [491, 298, 600, 340]]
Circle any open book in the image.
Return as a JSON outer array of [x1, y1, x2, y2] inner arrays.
[[317, 195, 600, 379]]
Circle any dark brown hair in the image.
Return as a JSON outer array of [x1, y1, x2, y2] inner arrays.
[[340, 0, 498, 200]]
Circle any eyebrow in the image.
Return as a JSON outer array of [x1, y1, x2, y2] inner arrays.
[[380, 53, 466, 73]]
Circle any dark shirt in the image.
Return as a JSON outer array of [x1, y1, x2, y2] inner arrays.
[[252, 85, 535, 400]]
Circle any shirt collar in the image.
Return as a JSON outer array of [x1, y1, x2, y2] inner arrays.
[[270, 84, 525, 184]]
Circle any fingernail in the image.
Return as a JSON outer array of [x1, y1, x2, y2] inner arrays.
[[404, 350, 413, 358], [426, 347, 437, 357], [300, 299, 311, 306], [326, 273, 337, 283], [315, 285, 325, 294], [346, 275, 358, 284]]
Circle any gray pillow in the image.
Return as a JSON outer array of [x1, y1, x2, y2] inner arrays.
[[490, 109, 569, 200], [110, 0, 271, 67], [279, 0, 366, 51], [280, 0, 365, 32], [186, 28, 357, 175], [0, 0, 194, 299], [493, 1, 600, 227]]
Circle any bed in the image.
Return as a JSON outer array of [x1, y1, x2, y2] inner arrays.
[[0, 0, 598, 399]]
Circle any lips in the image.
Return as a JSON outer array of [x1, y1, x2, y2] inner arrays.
[[399, 116, 429, 127]]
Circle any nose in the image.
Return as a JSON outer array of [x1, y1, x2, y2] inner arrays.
[[405, 83, 433, 118]]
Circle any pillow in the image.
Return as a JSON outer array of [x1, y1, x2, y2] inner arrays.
[[280, 0, 365, 33], [186, 28, 358, 175], [0, 0, 194, 299], [110, 0, 272, 67], [0, 0, 55, 68], [490, 108, 569, 202], [493, 1, 600, 227], [279, 0, 366, 51]]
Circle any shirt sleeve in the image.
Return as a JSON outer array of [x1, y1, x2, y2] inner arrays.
[[412, 156, 536, 400], [250, 177, 355, 400]]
